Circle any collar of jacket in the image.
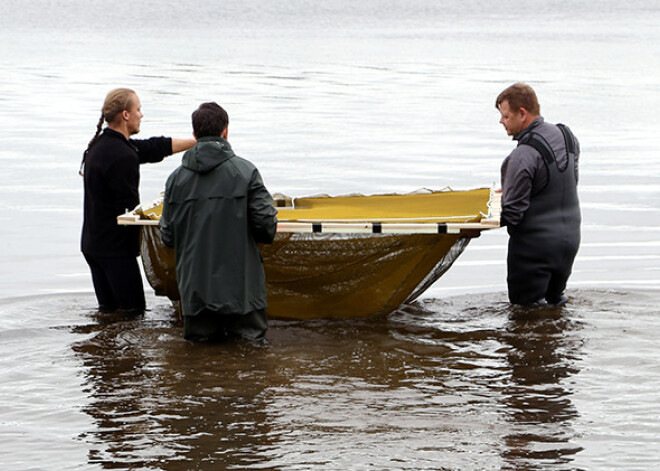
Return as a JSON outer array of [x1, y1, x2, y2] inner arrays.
[[103, 127, 129, 142], [102, 127, 138, 152], [513, 116, 545, 142], [183, 136, 235, 174]]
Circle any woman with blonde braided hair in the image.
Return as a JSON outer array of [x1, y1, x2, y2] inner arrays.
[[81, 88, 195, 313]]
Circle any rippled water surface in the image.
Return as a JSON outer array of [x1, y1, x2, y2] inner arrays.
[[1, 0, 660, 469], [1, 290, 659, 470]]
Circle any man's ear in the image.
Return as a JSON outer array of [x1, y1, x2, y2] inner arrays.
[[221, 127, 228, 139]]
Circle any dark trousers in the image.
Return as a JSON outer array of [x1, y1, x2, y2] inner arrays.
[[506, 246, 576, 306], [84, 254, 146, 313], [183, 308, 268, 341]]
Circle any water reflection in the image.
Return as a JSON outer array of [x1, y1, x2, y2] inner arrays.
[[500, 305, 584, 468], [70, 296, 584, 469], [72, 308, 275, 470], [392, 296, 585, 469]]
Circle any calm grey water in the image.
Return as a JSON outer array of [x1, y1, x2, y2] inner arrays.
[[1, 1, 660, 469]]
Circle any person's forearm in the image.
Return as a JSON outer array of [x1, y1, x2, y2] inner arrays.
[[171, 138, 196, 154]]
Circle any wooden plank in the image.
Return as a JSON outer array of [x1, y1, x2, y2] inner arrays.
[[118, 215, 499, 233]]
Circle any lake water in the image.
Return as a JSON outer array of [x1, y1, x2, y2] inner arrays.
[[1, 1, 660, 469]]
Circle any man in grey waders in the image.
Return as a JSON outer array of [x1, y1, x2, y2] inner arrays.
[[496, 83, 581, 306], [160, 102, 278, 340]]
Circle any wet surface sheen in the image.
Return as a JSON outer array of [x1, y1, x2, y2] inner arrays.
[[1, 289, 659, 470]]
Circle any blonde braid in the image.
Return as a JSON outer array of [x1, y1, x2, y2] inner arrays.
[[79, 113, 105, 177]]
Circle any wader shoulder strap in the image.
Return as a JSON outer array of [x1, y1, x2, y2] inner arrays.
[[556, 123, 577, 156], [519, 132, 555, 165]]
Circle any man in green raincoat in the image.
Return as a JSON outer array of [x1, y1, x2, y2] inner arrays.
[[160, 102, 278, 341]]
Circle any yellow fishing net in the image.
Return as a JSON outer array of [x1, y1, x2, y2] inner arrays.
[[138, 187, 493, 319], [275, 187, 490, 223]]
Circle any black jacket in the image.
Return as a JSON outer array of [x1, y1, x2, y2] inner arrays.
[[81, 128, 172, 257]]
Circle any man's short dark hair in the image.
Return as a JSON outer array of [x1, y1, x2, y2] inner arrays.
[[495, 83, 541, 116], [192, 102, 229, 138]]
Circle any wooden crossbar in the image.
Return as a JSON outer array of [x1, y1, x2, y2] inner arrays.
[[117, 213, 499, 234]]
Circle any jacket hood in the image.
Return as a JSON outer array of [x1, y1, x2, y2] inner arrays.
[[182, 136, 234, 174]]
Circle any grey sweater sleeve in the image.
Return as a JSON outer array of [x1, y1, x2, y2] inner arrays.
[[500, 146, 543, 227]]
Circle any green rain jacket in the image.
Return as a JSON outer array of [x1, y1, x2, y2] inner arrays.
[[160, 136, 278, 317]]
